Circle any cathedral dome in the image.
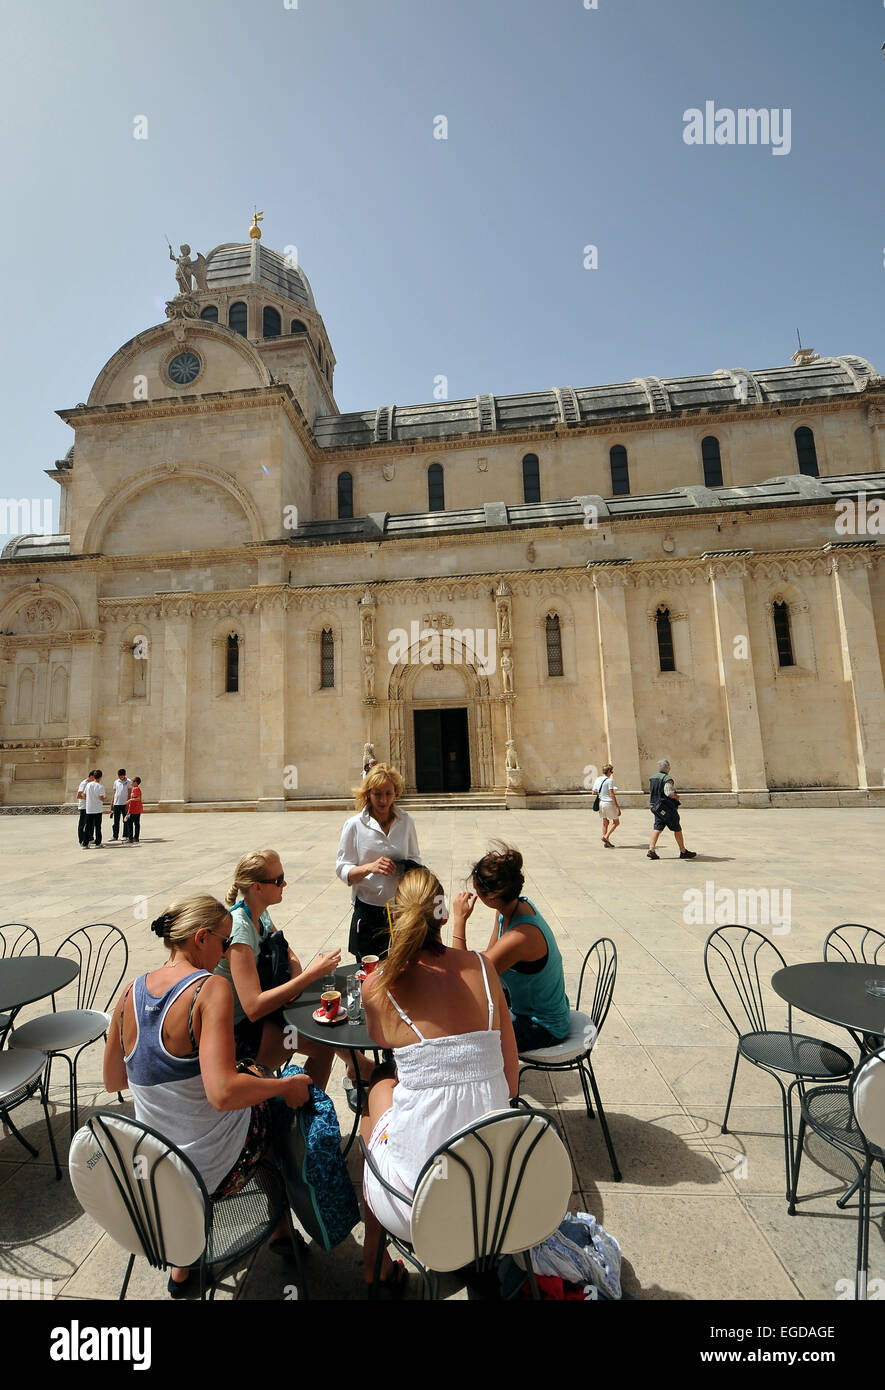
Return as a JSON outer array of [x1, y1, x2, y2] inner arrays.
[[203, 242, 316, 311]]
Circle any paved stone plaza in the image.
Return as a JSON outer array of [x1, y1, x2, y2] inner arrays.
[[1, 807, 882, 1301]]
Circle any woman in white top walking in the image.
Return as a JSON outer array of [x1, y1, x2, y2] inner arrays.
[[593, 763, 621, 846], [360, 866, 517, 1295]]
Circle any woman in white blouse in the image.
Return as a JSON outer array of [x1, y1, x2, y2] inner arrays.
[[336, 764, 422, 962]]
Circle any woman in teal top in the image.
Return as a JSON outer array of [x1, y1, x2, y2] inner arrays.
[[451, 842, 571, 1049]]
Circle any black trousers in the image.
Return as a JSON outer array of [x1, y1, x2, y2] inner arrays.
[[112, 805, 127, 839], [83, 812, 102, 845], [77, 809, 88, 845], [348, 902, 392, 962], [124, 814, 141, 841]]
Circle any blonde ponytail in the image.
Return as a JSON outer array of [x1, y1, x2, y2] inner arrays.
[[382, 867, 445, 988]]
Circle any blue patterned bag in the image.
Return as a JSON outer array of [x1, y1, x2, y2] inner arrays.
[[277, 1063, 360, 1250]]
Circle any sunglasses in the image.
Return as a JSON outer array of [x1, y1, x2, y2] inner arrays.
[[208, 928, 233, 950], [256, 873, 286, 887]]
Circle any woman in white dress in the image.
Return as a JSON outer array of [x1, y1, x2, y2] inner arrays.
[[359, 867, 518, 1295]]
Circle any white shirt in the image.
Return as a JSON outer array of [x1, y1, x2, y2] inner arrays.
[[113, 777, 132, 807], [593, 775, 618, 804], [84, 781, 105, 814], [336, 806, 422, 906], [77, 779, 90, 800]]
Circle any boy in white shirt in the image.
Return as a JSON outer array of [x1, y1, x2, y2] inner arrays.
[[83, 770, 106, 848], [76, 770, 94, 847], [111, 768, 132, 841]]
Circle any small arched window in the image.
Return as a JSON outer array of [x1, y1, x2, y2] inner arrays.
[[773, 601, 795, 667], [522, 454, 541, 504], [320, 629, 335, 688], [317, 343, 324, 366], [795, 427, 819, 476], [290, 319, 307, 334], [702, 436, 723, 488], [610, 445, 630, 496], [263, 306, 281, 338], [200, 305, 218, 322], [226, 634, 240, 693], [656, 607, 675, 672], [337, 472, 353, 520], [228, 302, 247, 336], [428, 463, 445, 511], [545, 613, 563, 677]]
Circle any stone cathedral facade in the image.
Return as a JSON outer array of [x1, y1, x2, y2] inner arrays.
[[1, 221, 884, 811]]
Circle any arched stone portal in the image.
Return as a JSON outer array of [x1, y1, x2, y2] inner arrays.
[[387, 646, 496, 792]]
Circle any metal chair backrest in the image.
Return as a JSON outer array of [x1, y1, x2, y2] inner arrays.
[[704, 925, 787, 1037], [69, 1111, 209, 1270], [824, 924, 885, 966], [0, 924, 39, 958], [576, 937, 617, 1030], [409, 1107, 572, 1273], [53, 923, 128, 1013], [851, 1047, 885, 1157]]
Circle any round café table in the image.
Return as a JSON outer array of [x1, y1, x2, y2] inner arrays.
[[0, 957, 80, 1038], [771, 963, 885, 1046], [283, 965, 382, 1155]]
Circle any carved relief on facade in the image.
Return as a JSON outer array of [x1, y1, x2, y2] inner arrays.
[[49, 665, 69, 722], [20, 600, 62, 632], [15, 667, 35, 723]]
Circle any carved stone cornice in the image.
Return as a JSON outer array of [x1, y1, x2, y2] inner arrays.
[[0, 736, 99, 751], [0, 629, 104, 651], [701, 551, 754, 581], [822, 541, 877, 573]]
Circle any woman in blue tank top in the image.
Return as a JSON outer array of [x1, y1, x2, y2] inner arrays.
[[451, 842, 571, 1049]]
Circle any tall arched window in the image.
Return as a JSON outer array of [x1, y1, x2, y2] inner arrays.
[[320, 629, 335, 688], [262, 306, 281, 337], [795, 427, 819, 476], [702, 436, 723, 488], [200, 305, 218, 322], [428, 463, 445, 511], [290, 319, 307, 334], [228, 302, 247, 336], [773, 601, 795, 667], [545, 613, 563, 677], [656, 607, 675, 672], [226, 634, 240, 692], [337, 472, 353, 519], [522, 454, 541, 504], [610, 445, 630, 496]]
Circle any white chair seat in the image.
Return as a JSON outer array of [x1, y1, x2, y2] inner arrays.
[[12, 1009, 111, 1053], [518, 1009, 598, 1064], [0, 1048, 49, 1102]]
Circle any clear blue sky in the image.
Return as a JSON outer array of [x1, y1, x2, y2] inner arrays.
[[1, 0, 882, 537]]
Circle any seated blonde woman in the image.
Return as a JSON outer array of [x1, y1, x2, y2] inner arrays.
[[359, 867, 517, 1295], [103, 895, 311, 1296], [214, 848, 373, 1089]]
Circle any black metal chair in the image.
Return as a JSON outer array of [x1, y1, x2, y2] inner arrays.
[[788, 1047, 885, 1300], [10, 924, 127, 1134], [704, 926, 854, 1200], [360, 1106, 572, 1299], [516, 937, 622, 1182], [824, 925, 885, 1055], [0, 1047, 61, 1179], [0, 924, 39, 1044], [69, 1110, 302, 1300]]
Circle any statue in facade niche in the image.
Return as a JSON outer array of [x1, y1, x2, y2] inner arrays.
[[167, 241, 208, 294], [505, 739, 524, 792], [500, 651, 514, 693], [362, 653, 376, 700]]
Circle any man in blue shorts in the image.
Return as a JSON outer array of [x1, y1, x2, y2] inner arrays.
[[647, 759, 696, 860]]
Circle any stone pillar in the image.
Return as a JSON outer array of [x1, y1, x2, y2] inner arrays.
[[158, 600, 192, 809], [359, 589, 378, 756], [495, 579, 525, 803], [705, 556, 769, 804], [826, 545, 885, 791], [868, 404, 885, 470], [591, 569, 641, 791], [258, 596, 287, 810]]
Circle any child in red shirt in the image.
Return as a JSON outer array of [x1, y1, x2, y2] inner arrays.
[[125, 777, 143, 842]]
